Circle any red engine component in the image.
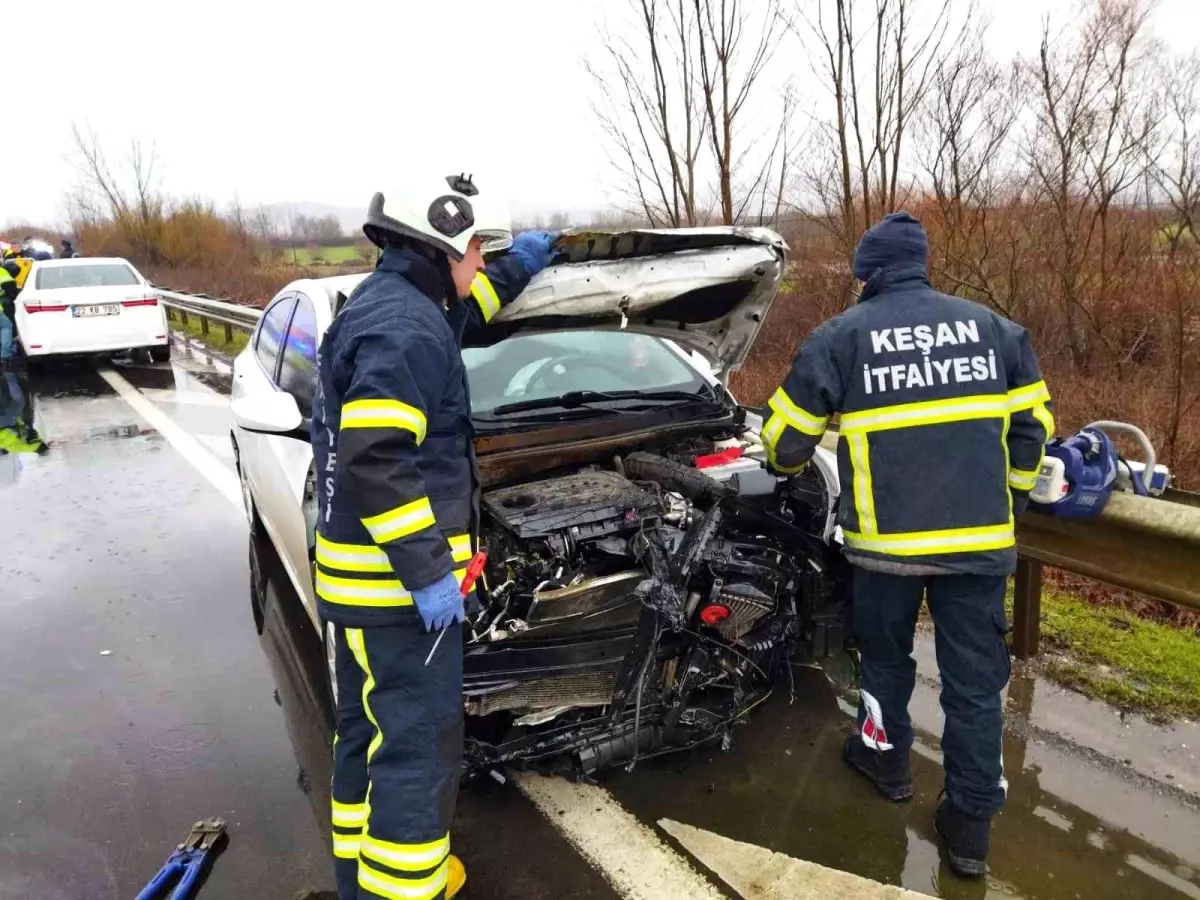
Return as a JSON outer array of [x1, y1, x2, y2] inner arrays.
[[699, 604, 732, 625]]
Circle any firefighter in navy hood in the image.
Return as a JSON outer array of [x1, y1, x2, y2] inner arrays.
[[311, 174, 555, 900], [762, 212, 1053, 876]]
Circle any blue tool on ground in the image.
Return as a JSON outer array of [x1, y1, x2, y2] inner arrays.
[[1029, 420, 1167, 518], [134, 818, 226, 900]]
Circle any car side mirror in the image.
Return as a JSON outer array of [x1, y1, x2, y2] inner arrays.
[[232, 392, 308, 439]]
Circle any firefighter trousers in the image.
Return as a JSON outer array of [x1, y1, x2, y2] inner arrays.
[[330, 621, 463, 900], [852, 567, 1011, 818]]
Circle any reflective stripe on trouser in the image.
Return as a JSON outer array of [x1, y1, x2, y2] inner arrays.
[[851, 566, 1010, 819], [330, 622, 463, 900]]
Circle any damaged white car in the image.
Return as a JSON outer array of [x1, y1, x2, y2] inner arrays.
[[231, 227, 849, 777]]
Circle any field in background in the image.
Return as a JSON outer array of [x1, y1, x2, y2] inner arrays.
[[265, 243, 370, 266]]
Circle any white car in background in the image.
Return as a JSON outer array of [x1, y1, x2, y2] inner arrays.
[[16, 257, 170, 362]]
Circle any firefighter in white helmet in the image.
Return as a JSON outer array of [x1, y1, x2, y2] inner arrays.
[[312, 174, 555, 900]]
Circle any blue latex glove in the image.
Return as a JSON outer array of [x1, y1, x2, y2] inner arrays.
[[509, 230, 557, 278], [410, 571, 465, 632]]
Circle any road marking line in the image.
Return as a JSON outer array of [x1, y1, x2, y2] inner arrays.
[[96, 366, 243, 510], [194, 433, 236, 460], [140, 388, 231, 408], [659, 819, 931, 899], [515, 774, 725, 900]]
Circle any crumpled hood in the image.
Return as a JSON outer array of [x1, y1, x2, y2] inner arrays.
[[479, 227, 788, 375]]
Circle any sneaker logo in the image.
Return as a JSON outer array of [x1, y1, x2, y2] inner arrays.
[[860, 689, 895, 751]]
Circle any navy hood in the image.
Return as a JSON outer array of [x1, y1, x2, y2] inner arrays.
[[852, 212, 929, 281]]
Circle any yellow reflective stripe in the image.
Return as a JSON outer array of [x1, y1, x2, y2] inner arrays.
[[844, 522, 1015, 556], [1007, 380, 1051, 412], [773, 458, 809, 475], [317, 534, 391, 573], [1032, 401, 1055, 440], [332, 797, 368, 829], [840, 394, 1009, 433], [346, 629, 385, 764], [768, 388, 828, 436], [318, 533, 471, 572], [333, 831, 362, 859], [846, 431, 877, 535], [471, 272, 502, 322], [361, 831, 450, 873], [1008, 468, 1039, 491], [448, 533, 473, 563], [760, 413, 785, 462], [316, 568, 468, 608], [317, 571, 412, 607], [341, 398, 428, 443], [362, 497, 436, 544], [359, 858, 449, 900]]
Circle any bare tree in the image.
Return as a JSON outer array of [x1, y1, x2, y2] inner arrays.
[[916, 20, 1025, 315], [69, 123, 165, 264], [796, 0, 958, 258], [693, 0, 785, 223], [589, 0, 789, 226], [1148, 50, 1200, 465]]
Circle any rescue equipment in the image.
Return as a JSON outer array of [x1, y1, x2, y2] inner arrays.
[[1029, 421, 1169, 518]]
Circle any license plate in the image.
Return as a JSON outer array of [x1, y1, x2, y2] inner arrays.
[[73, 304, 120, 318]]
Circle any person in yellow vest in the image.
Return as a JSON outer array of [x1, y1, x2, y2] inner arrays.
[[0, 264, 19, 364], [0, 370, 46, 487]]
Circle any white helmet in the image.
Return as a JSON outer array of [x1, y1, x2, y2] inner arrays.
[[363, 173, 513, 260]]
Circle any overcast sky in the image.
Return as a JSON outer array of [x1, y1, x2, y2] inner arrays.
[[7, 0, 1199, 228]]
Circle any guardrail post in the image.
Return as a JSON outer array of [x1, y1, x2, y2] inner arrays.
[[224, 322, 234, 344], [1012, 556, 1044, 660], [179, 310, 188, 326], [200, 316, 210, 336]]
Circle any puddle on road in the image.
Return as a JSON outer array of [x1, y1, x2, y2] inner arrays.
[[606, 658, 1200, 900], [248, 519, 1200, 900]]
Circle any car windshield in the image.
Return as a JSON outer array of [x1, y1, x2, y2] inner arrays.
[[464, 331, 710, 418], [35, 264, 140, 290]]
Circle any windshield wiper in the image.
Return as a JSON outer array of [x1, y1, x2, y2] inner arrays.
[[489, 387, 717, 417]]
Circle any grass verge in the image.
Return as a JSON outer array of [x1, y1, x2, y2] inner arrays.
[[268, 244, 365, 266], [166, 310, 251, 355], [1007, 587, 1200, 721]]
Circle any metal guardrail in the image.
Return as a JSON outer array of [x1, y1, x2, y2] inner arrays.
[[163, 290, 1199, 659], [156, 287, 261, 344], [814, 435, 1199, 659], [1011, 490, 1200, 657]]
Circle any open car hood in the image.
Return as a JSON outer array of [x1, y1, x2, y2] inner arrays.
[[480, 227, 788, 376]]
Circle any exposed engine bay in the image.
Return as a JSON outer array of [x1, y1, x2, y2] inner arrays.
[[461, 433, 848, 777]]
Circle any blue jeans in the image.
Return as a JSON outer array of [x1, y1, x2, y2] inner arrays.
[[853, 567, 1011, 818], [0, 309, 13, 359]]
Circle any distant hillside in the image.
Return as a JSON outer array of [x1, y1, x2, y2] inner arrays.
[[260, 202, 364, 237]]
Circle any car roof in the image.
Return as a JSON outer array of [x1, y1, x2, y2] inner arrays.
[[32, 257, 137, 268]]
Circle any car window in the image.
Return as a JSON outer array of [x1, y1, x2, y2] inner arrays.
[[35, 263, 140, 290], [463, 331, 704, 415], [278, 293, 319, 417], [255, 295, 295, 381]]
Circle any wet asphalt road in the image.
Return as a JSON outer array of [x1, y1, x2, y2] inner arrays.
[[1, 336, 1198, 900]]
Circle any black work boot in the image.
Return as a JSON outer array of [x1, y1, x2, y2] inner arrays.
[[934, 797, 991, 877], [842, 733, 913, 801]]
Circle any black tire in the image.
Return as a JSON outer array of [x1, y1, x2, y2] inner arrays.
[[149, 344, 171, 363], [248, 534, 267, 635]]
